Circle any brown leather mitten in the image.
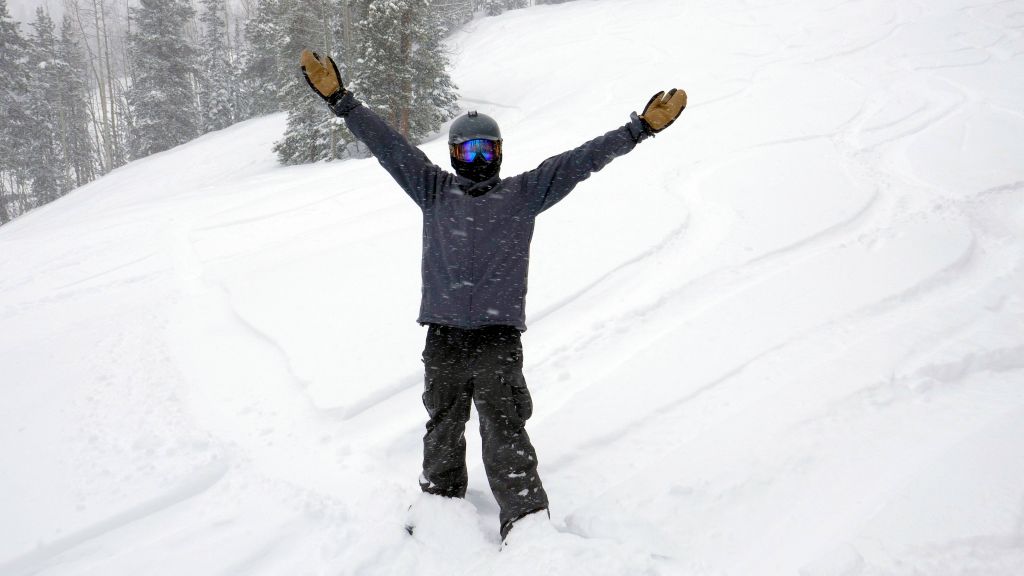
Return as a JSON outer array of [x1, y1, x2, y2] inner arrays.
[[300, 49, 343, 101], [640, 88, 687, 133]]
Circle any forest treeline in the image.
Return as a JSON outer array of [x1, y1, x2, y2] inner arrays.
[[0, 0, 567, 225]]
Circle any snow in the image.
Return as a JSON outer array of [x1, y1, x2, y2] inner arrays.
[[2, 0, 1024, 574]]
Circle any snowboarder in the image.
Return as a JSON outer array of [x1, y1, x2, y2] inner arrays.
[[299, 49, 686, 543]]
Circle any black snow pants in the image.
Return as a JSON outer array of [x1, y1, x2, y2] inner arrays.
[[419, 324, 549, 534]]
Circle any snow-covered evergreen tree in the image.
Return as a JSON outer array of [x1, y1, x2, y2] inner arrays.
[[26, 8, 65, 205], [482, 0, 527, 16], [0, 0, 31, 223], [230, 12, 246, 122], [407, 4, 459, 142], [239, 0, 287, 118], [333, 0, 358, 69], [431, 0, 474, 32], [57, 15, 97, 188], [126, 0, 200, 159], [273, 84, 344, 164], [198, 0, 235, 133], [273, 0, 356, 164], [353, 0, 458, 143]]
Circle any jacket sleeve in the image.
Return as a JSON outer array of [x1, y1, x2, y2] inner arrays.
[[520, 113, 651, 214], [330, 92, 443, 209]]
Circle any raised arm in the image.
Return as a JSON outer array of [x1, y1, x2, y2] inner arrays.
[[300, 50, 442, 209], [521, 89, 687, 214]]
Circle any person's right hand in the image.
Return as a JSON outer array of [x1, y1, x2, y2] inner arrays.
[[640, 88, 687, 133], [300, 49, 343, 101]]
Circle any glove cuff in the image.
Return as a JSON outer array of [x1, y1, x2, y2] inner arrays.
[[328, 90, 361, 117], [628, 112, 653, 143]]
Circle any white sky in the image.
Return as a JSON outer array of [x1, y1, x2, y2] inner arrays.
[[5, 0, 249, 27], [6, 0, 61, 23]]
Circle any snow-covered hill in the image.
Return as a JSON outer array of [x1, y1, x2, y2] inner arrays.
[[2, 0, 1023, 574]]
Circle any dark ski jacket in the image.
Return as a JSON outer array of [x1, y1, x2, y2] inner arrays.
[[331, 92, 650, 331]]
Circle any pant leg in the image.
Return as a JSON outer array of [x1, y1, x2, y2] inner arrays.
[[470, 326, 549, 532], [420, 324, 474, 498]]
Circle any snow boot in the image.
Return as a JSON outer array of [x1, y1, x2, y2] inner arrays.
[[404, 492, 476, 538], [500, 508, 551, 546]]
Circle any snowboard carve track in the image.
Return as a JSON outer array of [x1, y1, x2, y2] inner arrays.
[[539, 212, 980, 508], [0, 463, 229, 576], [529, 219, 691, 326], [528, 180, 882, 391]]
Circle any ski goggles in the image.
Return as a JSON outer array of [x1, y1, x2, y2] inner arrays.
[[450, 139, 502, 163]]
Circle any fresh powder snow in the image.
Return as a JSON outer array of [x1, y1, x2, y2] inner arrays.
[[2, 0, 1024, 574]]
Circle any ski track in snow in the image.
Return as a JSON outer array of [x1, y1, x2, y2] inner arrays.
[[1, 462, 230, 576], [2, 0, 1024, 574]]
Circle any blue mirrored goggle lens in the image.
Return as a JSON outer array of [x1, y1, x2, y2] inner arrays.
[[453, 139, 499, 162]]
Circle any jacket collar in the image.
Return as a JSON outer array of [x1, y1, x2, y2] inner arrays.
[[460, 175, 502, 197]]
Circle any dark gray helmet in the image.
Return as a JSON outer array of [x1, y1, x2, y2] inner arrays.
[[448, 111, 501, 145]]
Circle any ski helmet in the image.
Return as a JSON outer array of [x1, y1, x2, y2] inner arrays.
[[448, 111, 502, 145], [448, 111, 503, 183]]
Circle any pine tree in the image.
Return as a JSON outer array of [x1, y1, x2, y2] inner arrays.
[[273, 0, 356, 164], [273, 82, 344, 164], [126, 0, 200, 159], [57, 15, 97, 188], [230, 13, 246, 120], [26, 8, 65, 205], [353, 0, 458, 144], [197, 0, 235, 132], [239, 0, 287, 118], [0, 0, 31, 223], [431, 0, 474, 32], [334, 0, 358, 68], [406, 3, 459, 143], [482, 0, 527, 16]]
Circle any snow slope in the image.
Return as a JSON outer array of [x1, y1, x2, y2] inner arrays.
[[3, 0, 1024, 574]]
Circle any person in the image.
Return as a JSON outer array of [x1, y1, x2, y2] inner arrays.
[[299, 49, 686, 542]]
